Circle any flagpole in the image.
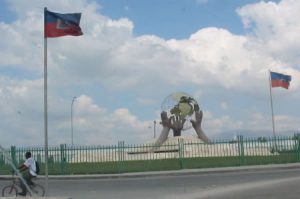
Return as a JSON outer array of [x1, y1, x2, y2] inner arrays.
[[268, 70, 276, 138], [42, 9, 82, 195], [43, 7, 49, 196], [269, 70, 278, 152]]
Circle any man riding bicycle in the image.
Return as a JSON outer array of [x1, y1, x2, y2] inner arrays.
[[18, 151, 37, 196]]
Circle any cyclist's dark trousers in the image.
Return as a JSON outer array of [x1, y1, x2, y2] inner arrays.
[[20, 172, 34, 195]]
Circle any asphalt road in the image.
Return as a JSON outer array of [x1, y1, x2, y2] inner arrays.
[[1, 166, 300, 199]]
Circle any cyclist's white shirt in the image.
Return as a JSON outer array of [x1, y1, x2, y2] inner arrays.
[[24, 157, 37, 176]]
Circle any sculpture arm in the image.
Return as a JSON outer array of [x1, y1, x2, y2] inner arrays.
[[155, 126, 170, 146], [154, 111, 171, 146], [191, 110, 210, 143], [195, 126, 210, 142], [170, 114, 186, 137]]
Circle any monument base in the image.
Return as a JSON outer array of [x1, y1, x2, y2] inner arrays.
[[128, 136, 204, 154]]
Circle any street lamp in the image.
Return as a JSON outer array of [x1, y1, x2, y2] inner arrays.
[[154, 120, 156, 138], [71, 96, 77, 146]]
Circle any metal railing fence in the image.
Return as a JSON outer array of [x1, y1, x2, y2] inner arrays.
[[1, 134, 300, 175]]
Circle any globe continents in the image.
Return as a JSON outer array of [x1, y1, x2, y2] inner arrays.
[[161, 92, 200, 130]]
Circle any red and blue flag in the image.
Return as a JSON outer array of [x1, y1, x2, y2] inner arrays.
[[44, 8, 83, 38], [270, 71, 292, 89]]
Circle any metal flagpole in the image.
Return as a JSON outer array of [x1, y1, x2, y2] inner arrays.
[[269, 70, 279, 153], [71, 96, 77, 146], [269, 70, 276, 137], [43, 7, 49, 196]]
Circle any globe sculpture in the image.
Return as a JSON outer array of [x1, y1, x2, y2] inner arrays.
[[161, 92, 200, 131], [155, 92, 210, 146]]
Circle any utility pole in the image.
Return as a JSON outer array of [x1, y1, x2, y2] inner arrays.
[[71, 96, 77, 146], [154, 120, 156, 138]]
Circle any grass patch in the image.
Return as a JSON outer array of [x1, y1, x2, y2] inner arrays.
[[1, 154, 300, 175]]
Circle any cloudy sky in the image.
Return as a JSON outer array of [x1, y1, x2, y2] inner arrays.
[[0, 0, 299, 147]]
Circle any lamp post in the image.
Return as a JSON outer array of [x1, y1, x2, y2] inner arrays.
[[71, 96, 77, 146], [154, 120, 156, 138]]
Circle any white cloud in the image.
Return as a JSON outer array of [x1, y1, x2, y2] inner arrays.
[[137, 98, 156, 105], [202, 110, 300, 139], [237, 0, 300, 69], [220, 102, 228, 110], [0, 51, 22, 65], [1, 0, 300, 147]]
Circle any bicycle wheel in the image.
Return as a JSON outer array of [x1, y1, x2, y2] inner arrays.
[[2, 185, 17, 197], [29, 184, 45, 197]]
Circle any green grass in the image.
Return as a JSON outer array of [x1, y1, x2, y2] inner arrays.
[[1, 154, 300, 175]]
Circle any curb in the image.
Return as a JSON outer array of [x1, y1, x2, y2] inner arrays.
[[1, 163, 300, 180]]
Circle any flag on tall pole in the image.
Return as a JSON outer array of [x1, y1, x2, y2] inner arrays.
[[43, 7, 83, 195], [268, 70, 292, 139], [270, 71, 292, 89], [45, 9, 83, 37]]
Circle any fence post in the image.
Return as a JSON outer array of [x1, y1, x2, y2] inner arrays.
[[118, 141, 125, 173], [60, 144, 66, 174], [37, 153, 42, 164], [0, 152, 4, 166], [178, 139, 185, 169], [295, 133, 300, 162], [238, 135, 244, 166], [10, 146, 17, 166]]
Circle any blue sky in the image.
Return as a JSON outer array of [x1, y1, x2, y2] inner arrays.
[[99, 0, 257, 38], [0, 0, 299, 147]]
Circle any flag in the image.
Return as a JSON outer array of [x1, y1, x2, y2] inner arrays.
[[270, 71, 292, 89], [44, 8, 83, 38]]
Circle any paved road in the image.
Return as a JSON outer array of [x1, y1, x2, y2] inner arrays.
[[1, 166, 300, 199]]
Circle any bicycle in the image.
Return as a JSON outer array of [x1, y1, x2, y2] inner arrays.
[[1, 172, 45, 197]]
